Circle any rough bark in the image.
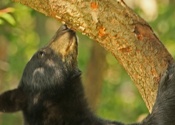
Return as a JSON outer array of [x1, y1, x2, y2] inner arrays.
[[13, 0, 174, 111]]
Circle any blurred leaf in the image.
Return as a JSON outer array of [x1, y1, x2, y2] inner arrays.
[[0, 19, 4, 24], [0, 13, 16, 25], [0, 7, 15, 15]]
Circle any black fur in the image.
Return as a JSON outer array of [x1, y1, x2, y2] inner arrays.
[[0, 25, 175, 125]]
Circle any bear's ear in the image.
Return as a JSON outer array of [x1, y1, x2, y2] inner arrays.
[[48, 25, 78, 64], [0, 88, 27, 112]]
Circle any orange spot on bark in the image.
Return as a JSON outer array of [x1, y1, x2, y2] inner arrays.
[[90, 2, 98, 10], [98, 26, 106, 37], [119, 46, 131, 53], [151, 68, 158, 78]]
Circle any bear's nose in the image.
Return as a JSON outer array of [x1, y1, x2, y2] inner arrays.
[[58, 25, 68, 31]]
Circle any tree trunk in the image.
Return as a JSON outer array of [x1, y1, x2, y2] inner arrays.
[[0, 36, 8, 125], [84, 42, 107, 112], [13, 0, 174, 111], [0, 38, 8, 90]]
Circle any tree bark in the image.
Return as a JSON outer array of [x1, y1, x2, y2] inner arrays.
[[13, 0, 174, 111]]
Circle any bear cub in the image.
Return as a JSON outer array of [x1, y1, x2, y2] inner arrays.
[[0, 25, 175, 125]]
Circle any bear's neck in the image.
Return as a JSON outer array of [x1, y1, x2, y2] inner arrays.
[[27, 75, 96, 123], [58, 76, 94, 120], [53, 76, 100, 124]]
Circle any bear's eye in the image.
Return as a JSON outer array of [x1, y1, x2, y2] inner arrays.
[[38, 51, 46, 58]]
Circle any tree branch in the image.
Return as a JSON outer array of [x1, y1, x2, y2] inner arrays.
[[13, 0, 174, 111]]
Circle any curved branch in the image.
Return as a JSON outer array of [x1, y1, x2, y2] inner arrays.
[[13, 0, 174, 111]]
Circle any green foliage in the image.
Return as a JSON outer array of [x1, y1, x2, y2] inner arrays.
[[150, 4, 175, 58], [0, 6, 15, 25]]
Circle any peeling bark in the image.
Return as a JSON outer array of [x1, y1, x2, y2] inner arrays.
[[13, 0, 174, 111]]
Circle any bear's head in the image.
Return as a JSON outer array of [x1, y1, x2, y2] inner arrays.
[[19, 25, 80, 91]]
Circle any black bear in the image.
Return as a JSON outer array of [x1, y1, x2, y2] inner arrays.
[[0, 25, 175, 125]]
